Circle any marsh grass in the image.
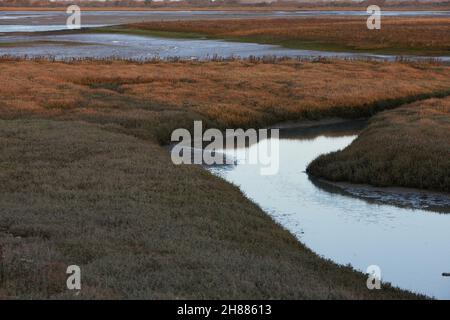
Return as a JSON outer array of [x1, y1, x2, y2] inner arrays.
[[1, 58, 450, 144], [0, 58, 448, 299], [0, 120, 424, 299], [307, 97, 450, 192]]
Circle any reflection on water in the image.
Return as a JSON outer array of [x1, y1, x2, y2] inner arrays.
[[206, 121, 450, 299]]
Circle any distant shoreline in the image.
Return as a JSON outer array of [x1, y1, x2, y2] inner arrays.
[[2, 6, 450, 12]]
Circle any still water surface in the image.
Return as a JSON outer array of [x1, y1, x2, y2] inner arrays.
[[2, 33, 449, 61], [206, 122, 450, 299]]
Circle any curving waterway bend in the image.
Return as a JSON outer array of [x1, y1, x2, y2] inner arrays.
[[206, 121, 450, 299]]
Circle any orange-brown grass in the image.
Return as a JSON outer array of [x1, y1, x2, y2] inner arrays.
[[1, 59, 450, 143], [2, 58, 447, 299], [121, 16, 450, 55], [307, 96, 450, 192]]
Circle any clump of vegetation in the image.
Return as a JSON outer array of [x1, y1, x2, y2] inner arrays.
[[307, 97, 450, 192]]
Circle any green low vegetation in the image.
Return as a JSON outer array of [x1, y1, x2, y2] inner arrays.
[[0, 120, 422, 299]]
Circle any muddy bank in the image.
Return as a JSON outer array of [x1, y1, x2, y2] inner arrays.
[[310, 178, 450, 213]]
